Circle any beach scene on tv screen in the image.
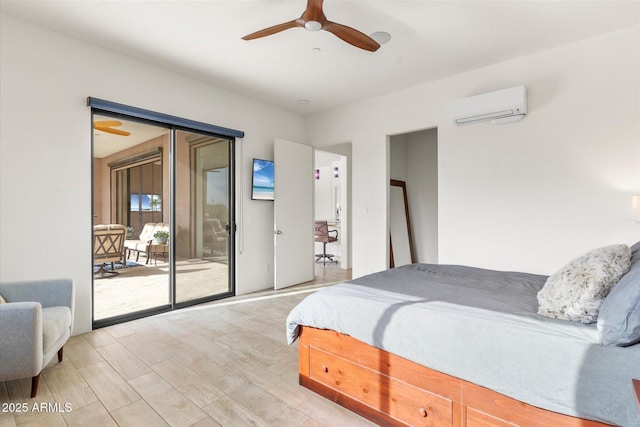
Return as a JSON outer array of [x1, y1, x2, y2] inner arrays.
[[253, 159, 274, 200], [131, 194, 162, 212]]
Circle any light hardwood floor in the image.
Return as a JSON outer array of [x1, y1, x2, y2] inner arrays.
[[1, 265, 374, 427]]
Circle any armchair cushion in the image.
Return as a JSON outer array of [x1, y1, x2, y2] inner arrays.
[[125, 223, 166, 248], [136, 223, 169, 243], [42, 306, 72, 357]]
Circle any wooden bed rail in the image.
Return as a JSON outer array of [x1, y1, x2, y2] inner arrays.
[[298, 326, 615, 427]]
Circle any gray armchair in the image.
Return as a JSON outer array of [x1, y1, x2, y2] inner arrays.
[[0, 278, 74, 397]]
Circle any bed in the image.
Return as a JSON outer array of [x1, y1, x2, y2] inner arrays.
[[287, 244, 640, 427]]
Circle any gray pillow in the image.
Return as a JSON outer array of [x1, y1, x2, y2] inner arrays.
[[597, 241, 640, 346], [537, 244, 632, 323]]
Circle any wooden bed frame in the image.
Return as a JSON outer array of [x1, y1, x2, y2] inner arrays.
[[298, 326, 615, 427]]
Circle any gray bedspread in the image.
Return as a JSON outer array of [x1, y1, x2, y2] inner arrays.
[[286, 264, 640, 427]]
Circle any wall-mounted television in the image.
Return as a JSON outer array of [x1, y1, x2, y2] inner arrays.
[[251, 158, 274, 201], [130, 194, 162, 212]]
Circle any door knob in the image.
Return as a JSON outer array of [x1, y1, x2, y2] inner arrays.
[[275, 230, 283, 235]]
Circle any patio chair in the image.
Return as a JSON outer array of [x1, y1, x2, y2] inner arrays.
[[124, 223, 170, 264], [93, 224, 126, 277]]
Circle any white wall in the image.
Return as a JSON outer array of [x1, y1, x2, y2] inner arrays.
[[0, 15, 306, 334], [308, 26, 640, 278]]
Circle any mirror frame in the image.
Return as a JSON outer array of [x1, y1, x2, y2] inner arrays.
[[389, 179, 416, 268]]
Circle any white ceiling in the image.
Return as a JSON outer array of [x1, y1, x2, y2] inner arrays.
[[1, 1, 638, 115]]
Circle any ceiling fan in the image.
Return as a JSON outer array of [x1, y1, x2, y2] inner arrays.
[[93, 120, 130, 136], [242, 0, 380, 52]]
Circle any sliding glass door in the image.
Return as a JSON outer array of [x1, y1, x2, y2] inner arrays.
[[118, 160, 164, 234], [93, 115, 171, 322], [174, 130, 233, 304], [92, 109, 236, 327]]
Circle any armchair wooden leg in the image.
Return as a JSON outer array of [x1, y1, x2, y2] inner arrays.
[[58, 347, 64, 363], [31, 374, 40, 398]]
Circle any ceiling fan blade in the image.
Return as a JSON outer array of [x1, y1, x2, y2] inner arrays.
[[323, 21, 380, 52], [95, 126, 130, 136], [242, 19, 302, 41], [94, 120, 122, 127]]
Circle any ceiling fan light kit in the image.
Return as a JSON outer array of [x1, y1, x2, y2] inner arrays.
[[242, 0, 381, 52], [304, 21, 322, 31]]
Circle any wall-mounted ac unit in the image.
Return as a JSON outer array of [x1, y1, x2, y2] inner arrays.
[[450, 85, 527, 126]]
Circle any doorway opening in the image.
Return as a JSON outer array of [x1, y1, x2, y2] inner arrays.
[[91, 103, 240, 328], [314, 144, 352, 282], [389, 128, 438, 267]]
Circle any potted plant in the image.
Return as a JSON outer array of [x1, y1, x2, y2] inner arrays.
[[126, 226, 134, 239], [153, 230, 169, 244]]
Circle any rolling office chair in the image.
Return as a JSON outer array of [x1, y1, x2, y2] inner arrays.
[[314, 221, 338, 264]]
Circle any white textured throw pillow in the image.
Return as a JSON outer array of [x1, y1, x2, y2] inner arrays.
[[537, 244, 632, 323]]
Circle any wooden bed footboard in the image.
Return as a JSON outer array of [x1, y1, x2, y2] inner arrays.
[[297, 326, 614, 427]]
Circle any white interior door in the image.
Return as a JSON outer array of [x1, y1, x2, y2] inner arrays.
[[274, 139, 314, 289]]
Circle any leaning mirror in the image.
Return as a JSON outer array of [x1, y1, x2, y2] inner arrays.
[[389, 179, 416, 268]]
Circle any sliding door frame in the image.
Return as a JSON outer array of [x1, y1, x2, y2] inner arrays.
[[90, 98, 243, 329], [173, 127, 236, 310]]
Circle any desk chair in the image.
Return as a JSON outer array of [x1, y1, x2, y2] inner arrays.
[[314, 221, 338, 264]]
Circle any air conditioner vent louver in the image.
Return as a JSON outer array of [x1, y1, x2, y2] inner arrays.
[[450, 86, 527, 126]]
